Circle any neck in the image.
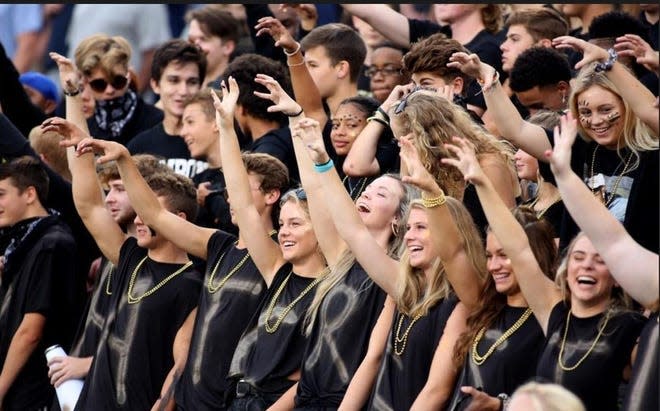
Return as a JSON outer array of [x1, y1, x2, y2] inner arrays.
[[163, 114, 183, 136], [147, 242, 189, 264], [326, 83, 359, 116], [534, 181, 561, 209], [205, 143, 222, 168], [570, 296, 610, 318], [369, 225, 392, 252], [506, 291, 528, 307], [24, 204, 49, 221], [206, 63, 227, 85], [249, 118, 282, 142], [292, 254, 327, 278], [645, 9, 659, 24], [450, 13, 485, 44], [236, 213, 275, 249]]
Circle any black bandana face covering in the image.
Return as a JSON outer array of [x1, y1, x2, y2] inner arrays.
[[94, 90, 138, 138]]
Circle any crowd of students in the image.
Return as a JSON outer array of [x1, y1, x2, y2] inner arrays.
[[0, 4, 657, 411]]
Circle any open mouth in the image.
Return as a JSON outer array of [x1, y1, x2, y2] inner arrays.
[[281, 241, 296, 249], [591, 125, 611, 136], [577, 275, 596, 285], [356, 202, 371, 213], [492, 272, 510, 282]]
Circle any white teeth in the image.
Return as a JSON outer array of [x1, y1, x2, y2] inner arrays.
[[356, 203, 370, 212], [283, 241, 295, 247], [409, 246, 423, 252], [577, 276, 596, 285]]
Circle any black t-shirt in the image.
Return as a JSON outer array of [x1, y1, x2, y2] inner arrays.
[[520, 198, 565, 240], [192, 168, 236, 236], [228, 263, 320, 396], [622, 312, 658, 411], [295, 262, 386, 408], [538, 129, 659, 253], [343, 175, 376, 201], [0, 216, 79, 411], [536, 303, 645, 411], [75, 238, 201, 410], [87, 98, 163, 147], [369, 295, 459, 411], [69, 257, 115, 358], [447, 305, 544, 411], [248, 127, 300, 186], [127, 123, 208, 179], [175, 231, 270, 411]]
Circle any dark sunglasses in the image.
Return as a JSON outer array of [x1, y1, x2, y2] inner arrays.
[[394, 85, 437, 115], [88, 73, 129, 92], [280, 187, 307, 205]]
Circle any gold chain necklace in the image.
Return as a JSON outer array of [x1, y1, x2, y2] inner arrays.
[[471, 308, 533, 365], [207, 229, 277, 293], [264, 268, 328, 333], [393, 311, 424, 356], [342, 176, 368, 200], [589, 145, 633, 208], [558, 309, 611, 371], [104, 262, 115, 295], [127, 256, 193, 304]]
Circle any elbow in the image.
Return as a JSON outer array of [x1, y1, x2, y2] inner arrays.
[[17, 325, 43, 347], [343, 159, 361, 177]]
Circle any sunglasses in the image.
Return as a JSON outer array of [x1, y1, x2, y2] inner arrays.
[[394, 85, 437, 114], [280, 187, 307, 205], [88, 73, 130, 93]]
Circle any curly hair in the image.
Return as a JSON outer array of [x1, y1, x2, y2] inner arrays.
[[509, 47, 572, 93]]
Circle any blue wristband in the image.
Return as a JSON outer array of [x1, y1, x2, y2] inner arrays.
[[313, 159, 334, 173]]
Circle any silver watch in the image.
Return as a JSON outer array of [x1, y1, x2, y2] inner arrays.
[[497, 393, 510, 411]]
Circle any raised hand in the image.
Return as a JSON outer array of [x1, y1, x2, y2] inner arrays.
[[279, 3, 318, 31], [440, 136, 486, 185], [381, 82, 416, 115], [211, 76, 240, 129], [253, 73, 302, 116], [552, 35, 610, 70], [255, 16, 299, 52], [76, 137, 130, 164], [291, 117, 329, 164], [447, 52, 496, 89], [614, 34, 659, 73], [545, 111, 578, 179], [399, 134, 441, 194], [49, 51, 83, 95], [41, 116, 90, 148]]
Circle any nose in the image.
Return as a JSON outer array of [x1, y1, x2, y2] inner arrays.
[[500, 40, 509, 52], [134, 214, 143, 225], [514, 149, 524, 161], [487, 256, 501, 272]]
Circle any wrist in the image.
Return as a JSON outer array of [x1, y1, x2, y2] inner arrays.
[[62, 82, 84, 97], [284, 42, 301, 57], [595, 48, 617, 72], [284, 106, 304, 117]]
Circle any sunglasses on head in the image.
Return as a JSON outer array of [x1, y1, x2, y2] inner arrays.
[[394, 85, 437, 115], [88, 73, 129, 93], [280, 187, 307, 205]]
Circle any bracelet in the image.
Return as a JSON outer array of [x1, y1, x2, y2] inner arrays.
[[595, 48, 618, 72], [287, 58, 306, 67], [421, 191, 447, 208], [284, 107, 304, 117], [284, 43, 301, 57], [313, 158, 334, 173], [62, 84, 84, 97], [377, 107, 390, 122], [476, 70, 500, 95], [372, 109, 388, 123], [367, 115, 389, 127]]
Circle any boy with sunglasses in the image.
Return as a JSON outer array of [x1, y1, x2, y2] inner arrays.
[[126, 39, 208, 179], [73, 34, 163, 147]]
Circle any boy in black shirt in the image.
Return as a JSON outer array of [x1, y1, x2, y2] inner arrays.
[[0, 156, 80, 411]]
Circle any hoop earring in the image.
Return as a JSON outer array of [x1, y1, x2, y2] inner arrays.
[[391, 221, 399, 237], [561, 92, 567, 105]]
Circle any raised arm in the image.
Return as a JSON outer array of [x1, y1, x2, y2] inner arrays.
[[253, 73, 347, 265], [340, 4, 411, 48], [546, 113, 659, 308], [398, 136, 483, 310], [213, 77, 283, 286], [554, 35, 659, 135], [255, 16, 327, 127], [343, 83, 413, 177], [442, 137, 561, 333], [338, 296, 394, 411], [298, 114, 399, 296], [447, 52, 552, 160]]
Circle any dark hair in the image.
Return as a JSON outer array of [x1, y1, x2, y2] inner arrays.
[[242, 152, 290, 229], [372, 41, 409, 56], [144, 171, 198, 222], [0, 156, 49, 206], [337, 95, 397, 142], [98, 154, 172, 187], [151, 39, 207, 84], [454, 205, 558, 366], [185, 5, 241, 43], [504, 7, 569, 42], [221, 53, 291, 126], [300, 23, 367, 83], [509, 47, 572, 93], [403, 33, 472, 95], [588, 11, 648, 41]]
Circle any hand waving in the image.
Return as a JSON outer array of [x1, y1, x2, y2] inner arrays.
[[447, 52, 496, 89], [255, 16, 299, 52], [614, 34, 659, 73], [552, 35, 610, 70], [253, 73, 302, 116], [211, 76, 240, 130], [440, 137, 486, 185], [41, 117, 90, 148], [291, 117, 329, 165], [545, 111, 578, 179], [49, 51, 83, 95], [399, 134, 441, 195], [76, 138, 130, 164]]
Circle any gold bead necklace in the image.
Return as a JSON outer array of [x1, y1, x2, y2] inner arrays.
[[558, 309, 611, 371], [104, 262, 116, 296], [127, 256, 193, 304], [264, 268, 328, 334], [207, 229, 277, 293], [471, 308, 533, 365], [393, 311, 424, 356]]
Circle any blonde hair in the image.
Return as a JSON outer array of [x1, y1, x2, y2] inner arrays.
[[395, 198, 487, 317], [391, 90, 516, 199], [569, 62, 658, 171], [74, 34, 132, 77], [511, 382, 586, 411]]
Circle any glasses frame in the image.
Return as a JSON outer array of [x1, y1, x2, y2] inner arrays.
[[364, 65, 403, 78], [88, 73, 130, 93]]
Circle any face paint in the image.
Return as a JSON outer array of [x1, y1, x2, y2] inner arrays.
[[606, 111, 620, 124]]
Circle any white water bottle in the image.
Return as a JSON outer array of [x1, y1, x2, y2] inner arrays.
[[44, 344, 84, 411]]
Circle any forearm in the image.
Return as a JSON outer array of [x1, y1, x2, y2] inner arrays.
[[12, 32, 40, 73], [267, 382, 297, 411], [608, 62, 659, 135], [339, 358, 379, 410], [0, 322, 43, 396], [287, 50, 327, 127], [116, 154, 163, 226], [219, 123, 255, 213], [340, 4, 410, 47], [343, 121, 385, 177]]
